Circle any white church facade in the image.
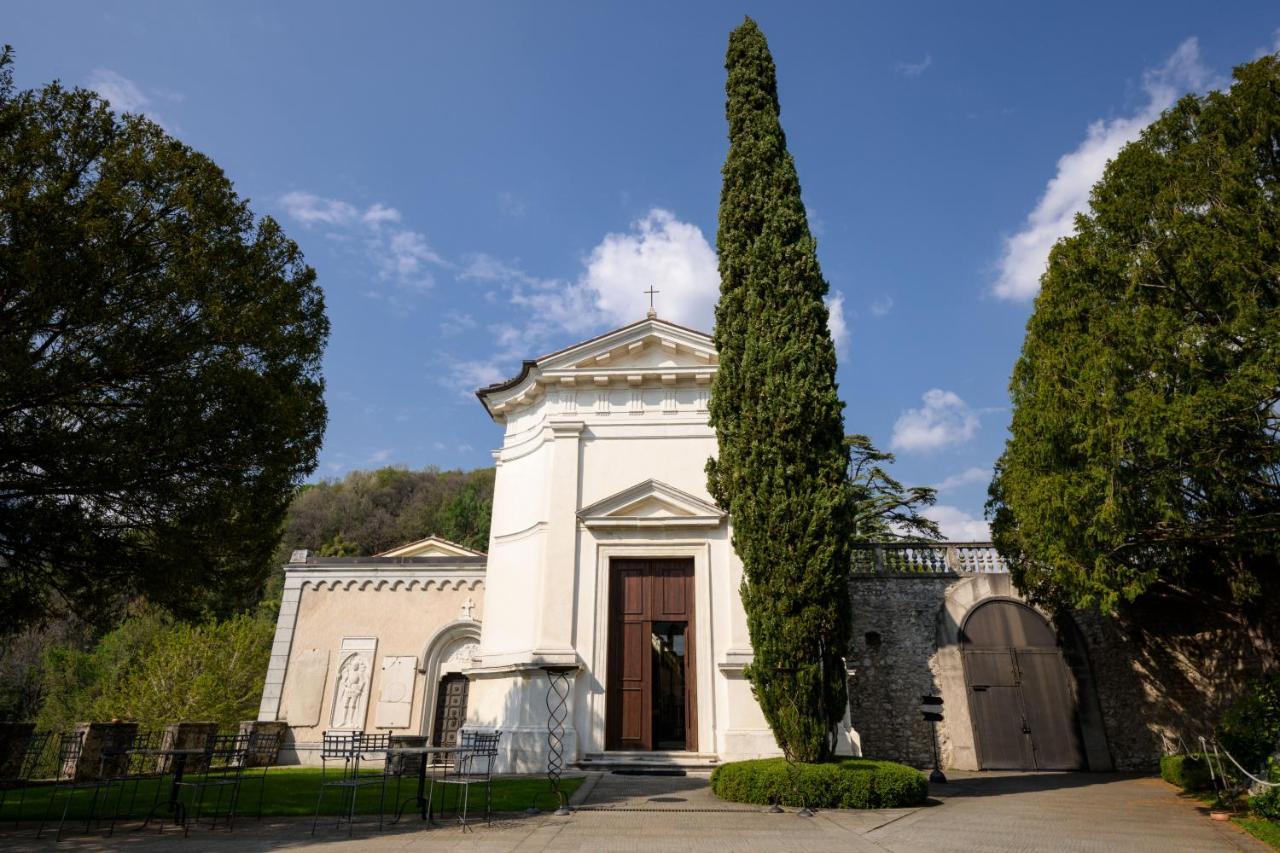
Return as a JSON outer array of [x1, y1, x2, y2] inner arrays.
[[259, 313, 1165, 773], [259, 315, 822, 770]]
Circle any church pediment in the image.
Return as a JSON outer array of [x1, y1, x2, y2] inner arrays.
[[477, 317, 716, 420], [378, 536, 486, 557], [578, 479, 725, 529]]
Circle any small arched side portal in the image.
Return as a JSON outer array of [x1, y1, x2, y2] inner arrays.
[[960, 599, 1085, 770], [419, 620, 481, 747]]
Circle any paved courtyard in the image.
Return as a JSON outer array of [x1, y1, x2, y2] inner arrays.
[[0, 770, 1265, 852]]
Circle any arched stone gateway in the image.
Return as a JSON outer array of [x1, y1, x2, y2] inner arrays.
[[959, 599, 1084, 769], [935, 575, 1112, 771], [848, 567, 1113, 772]]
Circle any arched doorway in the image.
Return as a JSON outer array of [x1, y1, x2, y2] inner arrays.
[[419, 620, 480, 747], [960, 600, 1085, 770]]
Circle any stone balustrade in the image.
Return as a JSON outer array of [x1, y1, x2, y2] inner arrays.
[[850, 541, 1008, 575]]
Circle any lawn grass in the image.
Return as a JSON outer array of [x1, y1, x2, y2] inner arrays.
[[0, 767, 582, 824], [1184, 787, 1279, 850], [1235, 817, 1280, 850]]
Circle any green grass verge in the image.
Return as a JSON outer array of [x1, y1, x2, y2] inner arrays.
[[1182, 785, 1279, 850], [0, 767, 582, 823], [1235, 817, 1280, 850], [710, 757, 928, 809]]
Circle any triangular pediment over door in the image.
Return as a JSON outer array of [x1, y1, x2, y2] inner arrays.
[[577, 479, 725, 529]]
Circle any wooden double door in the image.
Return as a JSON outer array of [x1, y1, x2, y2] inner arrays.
[[605, 558, 697, 752], [962, 600, 1085, 770]]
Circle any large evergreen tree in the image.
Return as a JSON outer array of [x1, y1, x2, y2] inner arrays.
[[707, 18, 852, 762], [0, 48, 328, 632], [989, 54, 1280, 620]]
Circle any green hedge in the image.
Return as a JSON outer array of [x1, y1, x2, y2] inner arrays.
[[1160, 753, 1213, 791], [710, 758, 928, 809]]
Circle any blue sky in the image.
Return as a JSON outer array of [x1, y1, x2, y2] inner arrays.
[[9, 2, 1279, 538]]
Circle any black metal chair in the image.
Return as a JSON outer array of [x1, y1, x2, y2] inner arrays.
[[242, 729, 284, 820], [311, 730, 396, 836], [104, 727, 163, 835], [0, 731, 51, 824], [430, 730, 502, 830], [36, 732, 111, 840], [173, 733, 248, 836]]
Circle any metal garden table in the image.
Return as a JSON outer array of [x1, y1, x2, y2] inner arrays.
[[128, 747, 208, 829], [383, 745, 467, 824]]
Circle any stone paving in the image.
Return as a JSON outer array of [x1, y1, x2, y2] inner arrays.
[[0, 770, 1266, 852]]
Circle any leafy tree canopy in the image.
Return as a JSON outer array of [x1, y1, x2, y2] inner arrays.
[[989, 54, 1280, 617], [707, 18, 852, 762], [0, 47, 328, 632], [35, 603, 273, 734], [279, 465, 494, 558], [845, 434, 940, 542]]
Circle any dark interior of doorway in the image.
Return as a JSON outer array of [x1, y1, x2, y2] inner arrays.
[[652, 620, 687, 750]]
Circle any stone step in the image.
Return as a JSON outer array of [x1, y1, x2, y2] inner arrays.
[[574, 751, 720, 771]]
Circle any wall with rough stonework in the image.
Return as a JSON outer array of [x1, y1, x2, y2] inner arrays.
[[1073, 591, 1278, 771], [847, 573, 1277, 773], [846, 575, 954, 769]]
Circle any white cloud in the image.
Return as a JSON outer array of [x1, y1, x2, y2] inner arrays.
[[825, 291, 848, 351], [362, 203, 401, 226], [895, 54, 933, 78], [870, 295, 894, 318], [278, 192, 444, 295], [994, 38, 1215, 301], [435, 209, 719, 394], [367, 448, 394, 464], [934, 466, 990, 492], [87, 69, 149, 113], [86, 69, 176, 128], [582, 208, 720, 330], [925, 505, 991, 541], [439, 356, 509, 397], [891, 389, 980, 452], [439, 311, 477, 336], [805, 204, 825, 237], [280, 191, 360, 227], [381, 230, 442, 291], [459, 253, 536, 285]]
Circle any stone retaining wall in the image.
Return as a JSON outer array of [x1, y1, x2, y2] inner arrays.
[[846, 573, 1277, 773]]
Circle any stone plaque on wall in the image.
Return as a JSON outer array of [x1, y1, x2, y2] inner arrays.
[[374, 655, 418, 729], [280, 648, 328, 727], [330, 637, 376, 730]]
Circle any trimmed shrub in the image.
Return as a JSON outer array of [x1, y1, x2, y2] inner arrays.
[[710, 758, 928, 809], [1160, 754, 1213, 791]]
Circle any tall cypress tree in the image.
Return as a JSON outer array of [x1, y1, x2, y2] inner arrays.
[[706, 18, 852, 763]]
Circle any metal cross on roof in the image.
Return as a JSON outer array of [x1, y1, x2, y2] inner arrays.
[[644, 285, 659, 318]]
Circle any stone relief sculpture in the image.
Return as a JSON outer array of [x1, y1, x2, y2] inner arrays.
[[447, 642, 480, 664], [331, 650, 372, 729]]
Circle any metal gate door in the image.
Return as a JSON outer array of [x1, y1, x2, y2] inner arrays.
[[964, 649, 1034, 769], [432, 674, 470, 747], [961, 600, 1084, 770], [1016, 649, 1084, 769]]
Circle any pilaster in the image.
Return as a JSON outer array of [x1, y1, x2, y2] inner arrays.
[[535, 418, 584, 661]]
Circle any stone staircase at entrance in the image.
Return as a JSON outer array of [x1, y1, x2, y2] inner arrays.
[[574, 751, 720, 772]]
